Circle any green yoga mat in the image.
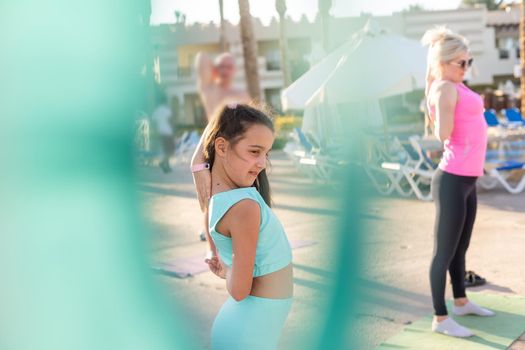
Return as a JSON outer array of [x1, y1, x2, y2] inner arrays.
[[376, 293, 525, 350]]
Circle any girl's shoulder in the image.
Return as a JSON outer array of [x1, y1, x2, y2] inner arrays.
[[210, 187, 263, 223], [225, 198, 261, 220], [211, 186, 260, 202], [210, 188, 262, 234]]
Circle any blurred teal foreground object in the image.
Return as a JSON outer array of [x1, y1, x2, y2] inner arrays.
[[0, 1, 368, 349], [312, 127, 367, 349], [376, 293, 525, 349], [0, 1, 193, 349]]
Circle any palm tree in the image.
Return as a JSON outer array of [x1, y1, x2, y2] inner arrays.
[[238, 0, 261, 100], [519, 0, 525, 114], [276, 0, 292, 87], [318, 0, 333, 52], [174, 11, 186, 25], [218, 0, 228, 51], [461, 0, 503, 11]]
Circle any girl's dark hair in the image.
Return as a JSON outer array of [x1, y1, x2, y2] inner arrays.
[[203, 103, 274, 206]]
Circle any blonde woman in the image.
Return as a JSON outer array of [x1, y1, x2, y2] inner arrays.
[[422, 27, 494, 338]]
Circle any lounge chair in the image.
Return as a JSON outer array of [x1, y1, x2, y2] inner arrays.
[[174, 130, 200, 163], [284, 128, 335, 183], [365, 137, 415, 198], [503, 108, 525, 127], [484, 109, 501, 127], [484, 160, 525, 194]]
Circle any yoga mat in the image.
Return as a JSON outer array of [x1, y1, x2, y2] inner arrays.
[[376, 293, 525, 350], [153, 239, 318, 278]]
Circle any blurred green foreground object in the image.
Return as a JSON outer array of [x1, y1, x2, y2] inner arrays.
[[0, 1, 193, 349]]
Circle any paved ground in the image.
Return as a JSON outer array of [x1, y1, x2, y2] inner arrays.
[[138, 150, 525, 349], [358, 183, 525, 349]]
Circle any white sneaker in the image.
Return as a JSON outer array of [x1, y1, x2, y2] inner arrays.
[[453, 301, 495, 317], [432, 317, 474, 338]]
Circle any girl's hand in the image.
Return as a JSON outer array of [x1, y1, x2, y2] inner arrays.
[[205, 255, 226, 279], [205, 249, 217, 260], [192, 169, 211, 212]]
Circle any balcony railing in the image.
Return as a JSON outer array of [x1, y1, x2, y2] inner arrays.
[[160, 56, 285, 84], [177, 67, 193, 78], [266, 60, 281, 71]]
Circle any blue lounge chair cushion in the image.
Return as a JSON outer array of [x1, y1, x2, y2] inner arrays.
[[294, 128, 313, 153], [496, 161, 525, 171], [484, 109, 500, 127], [504, 108, 525, 124]]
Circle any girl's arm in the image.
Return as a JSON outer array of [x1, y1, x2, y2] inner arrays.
[[191, 125, 215, 255], [433, 81, 457, 142], [224, 199, 260, 301], [204, 207, 217, 258], [191, 128, 211, 212]]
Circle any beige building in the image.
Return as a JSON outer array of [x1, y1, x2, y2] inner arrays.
[[402, 5, 520, 87], [150, 17, 316, 127], [151, 4, 521, 127]]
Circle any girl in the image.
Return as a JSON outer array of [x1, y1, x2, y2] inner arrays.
[[194, 103, 293, 349], [422, 26, 494, 338]]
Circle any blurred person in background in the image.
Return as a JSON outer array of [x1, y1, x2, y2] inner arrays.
[[151, 90, 175, 173], [191, 51, 250, 246]]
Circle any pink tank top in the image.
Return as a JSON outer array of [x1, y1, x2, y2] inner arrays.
[[430, 83, 487, 177]]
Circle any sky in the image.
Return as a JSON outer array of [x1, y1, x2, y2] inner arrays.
[[150, 0, 467, 25]]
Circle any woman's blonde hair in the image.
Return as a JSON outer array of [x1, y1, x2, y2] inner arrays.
[[421, 26, 469, 95]]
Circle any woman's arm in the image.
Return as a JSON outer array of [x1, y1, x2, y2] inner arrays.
[[433, 81, 457, 142]]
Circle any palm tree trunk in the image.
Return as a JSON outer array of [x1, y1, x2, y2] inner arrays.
[[276, 0, 292, 87], [519, 0, 525, 115], [218, 0, 227, 51], [318, 0, 332, 52], [238, 0, 261, 100]]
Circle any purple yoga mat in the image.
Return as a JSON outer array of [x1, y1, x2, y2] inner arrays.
[[153, 239, 318, 278]]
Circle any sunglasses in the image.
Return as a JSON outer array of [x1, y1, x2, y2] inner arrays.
[[450, 58, 474, 69]]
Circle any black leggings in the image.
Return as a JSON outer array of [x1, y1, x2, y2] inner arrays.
[[430, 169, 478, 316]]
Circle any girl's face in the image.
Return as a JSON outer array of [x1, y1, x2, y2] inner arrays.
[[218, 124, 274, 188], [439, 51, 471, 83]]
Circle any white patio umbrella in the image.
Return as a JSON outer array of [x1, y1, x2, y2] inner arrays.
[[310, 24, 427, 104], [280, 35, 361, 111], [281, 20, 427, 111], [296, 20, 428, 145]]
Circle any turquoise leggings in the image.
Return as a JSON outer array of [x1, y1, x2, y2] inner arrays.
[[211, 295, 293, 350]]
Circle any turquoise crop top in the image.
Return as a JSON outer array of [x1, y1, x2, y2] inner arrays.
[[208, 187, 292, 277]]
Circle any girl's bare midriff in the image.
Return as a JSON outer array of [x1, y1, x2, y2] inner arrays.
[[249, 263, 293, 299]]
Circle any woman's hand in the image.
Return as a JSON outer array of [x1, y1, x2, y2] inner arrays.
[[205, 255, 226, 279], [192, 169, 211, 212]]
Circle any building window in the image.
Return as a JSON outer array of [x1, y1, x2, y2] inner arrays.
[[497, 37, 514, 59], [265, 50, 281, 71], [177, 67, 192, 77]]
